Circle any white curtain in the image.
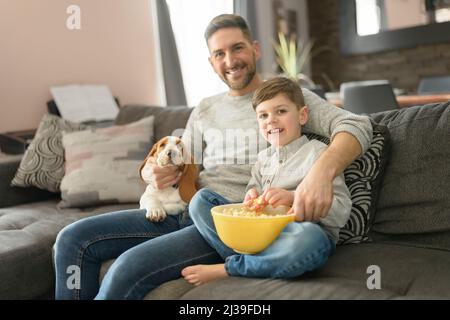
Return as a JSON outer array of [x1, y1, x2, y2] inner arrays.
[[166, 0, 233, 107]]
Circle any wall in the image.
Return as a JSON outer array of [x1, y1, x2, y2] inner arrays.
[[307, 0, 450, 92], [384, 0, 428, 30], [0, 0, 161, 132]]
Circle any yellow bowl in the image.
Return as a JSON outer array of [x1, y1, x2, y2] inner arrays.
[[211, 204, 295, 255]]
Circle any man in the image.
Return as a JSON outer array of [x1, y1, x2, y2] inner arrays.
[[54, 14, 372, 300]]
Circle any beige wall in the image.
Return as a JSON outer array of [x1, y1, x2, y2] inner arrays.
[[385, 0, 428, 30], [0, 0, 161, 132]]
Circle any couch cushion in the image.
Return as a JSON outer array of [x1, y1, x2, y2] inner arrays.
[[0, 200, 138, 299], [340, 122, 390, 244], [59, 116, 154, 208], [114, 105, 193, 143], [149, 243, 450, 300], [11, 114, 88, 193], [369, 103, 450, 248]]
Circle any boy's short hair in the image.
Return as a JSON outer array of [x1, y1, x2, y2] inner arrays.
[[204, 14, 253, 43], [252, 77, 305, 110]]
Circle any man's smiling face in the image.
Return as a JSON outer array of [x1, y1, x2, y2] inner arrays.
[[207, 27, 260, 96]]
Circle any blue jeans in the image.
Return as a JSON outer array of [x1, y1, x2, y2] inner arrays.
[[189, 188, 336, 278], [54, 208, 222, 300]]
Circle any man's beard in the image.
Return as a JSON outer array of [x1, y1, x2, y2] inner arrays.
[[221, 61, 256, 91]]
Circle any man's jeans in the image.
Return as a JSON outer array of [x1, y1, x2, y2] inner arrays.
[[54, 208, 222, 300], [189, 188, 336, 278]]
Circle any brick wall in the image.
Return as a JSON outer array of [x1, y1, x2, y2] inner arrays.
[[307, 0, 450, 93]]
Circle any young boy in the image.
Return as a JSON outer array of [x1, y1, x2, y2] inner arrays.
[[182, 77, 352, 285]]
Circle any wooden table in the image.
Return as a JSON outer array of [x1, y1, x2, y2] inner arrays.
[[328, 94, 450, 108]]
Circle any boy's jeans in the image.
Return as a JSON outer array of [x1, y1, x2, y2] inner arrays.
[[54, 208, 222, 300], [189, 188, 336, 278]]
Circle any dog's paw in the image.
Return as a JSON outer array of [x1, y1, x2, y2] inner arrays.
[[145, 207, 167, 222]]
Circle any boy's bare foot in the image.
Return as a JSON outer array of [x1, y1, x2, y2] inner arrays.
[[181, 264, 228, 286]]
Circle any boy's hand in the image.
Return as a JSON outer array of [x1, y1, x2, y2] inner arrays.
[[244, 188, 267, 211], [262, 188, 294, 208], [244, 188, 259, 203]]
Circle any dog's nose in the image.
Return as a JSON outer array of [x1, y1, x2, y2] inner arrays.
[[167, 151, 172, 158]]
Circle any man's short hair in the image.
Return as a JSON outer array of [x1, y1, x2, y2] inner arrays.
[[204, 14, 253, 43], [252, 77, 305, 110]]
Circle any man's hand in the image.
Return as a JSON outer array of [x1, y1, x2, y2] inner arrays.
[[288, 132, 362, 222], [262, 188, 294, 208], [287, 168, 334, 222], [150, 164, 181, 190]]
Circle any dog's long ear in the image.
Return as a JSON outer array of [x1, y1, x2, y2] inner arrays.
[[179, 161, 198, 203], [139, 142, 159, 181]]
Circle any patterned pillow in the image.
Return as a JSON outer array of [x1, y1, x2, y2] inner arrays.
[[58, 116, 154, 208], [305, 121, 391, 245], [11, 114, 88, 192]]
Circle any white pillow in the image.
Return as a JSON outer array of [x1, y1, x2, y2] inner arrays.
[[59, 116, 154, 208]]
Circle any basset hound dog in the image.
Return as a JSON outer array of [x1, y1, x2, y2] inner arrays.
[[139, 136, 198, 222]]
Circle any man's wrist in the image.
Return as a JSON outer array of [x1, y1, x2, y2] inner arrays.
[[311, 155, 338, 181]]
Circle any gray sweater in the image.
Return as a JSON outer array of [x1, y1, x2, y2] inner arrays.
[[182, 88, 373, 203], [246, 135, 352, 243]]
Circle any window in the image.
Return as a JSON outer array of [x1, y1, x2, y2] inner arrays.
[[356, 0, 380, 36], [166, 0, 233, 107]]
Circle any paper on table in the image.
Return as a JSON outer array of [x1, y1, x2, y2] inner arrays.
[[50, 85, 119, 123]]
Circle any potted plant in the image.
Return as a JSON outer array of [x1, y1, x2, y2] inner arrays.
[[273, 32, 316, 85]]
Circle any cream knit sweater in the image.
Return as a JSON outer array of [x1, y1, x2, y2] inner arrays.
[[182, 88, 373, 203]]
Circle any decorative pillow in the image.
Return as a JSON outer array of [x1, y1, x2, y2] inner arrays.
[[305, 121, 391, 245], [11, 114, 88, 192], [58, 115, 154, 208]]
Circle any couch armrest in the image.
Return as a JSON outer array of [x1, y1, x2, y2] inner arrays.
[[0, 155, 59, 208]]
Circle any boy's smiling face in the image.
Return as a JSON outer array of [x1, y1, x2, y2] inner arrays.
[[256, 93, 308, 147]]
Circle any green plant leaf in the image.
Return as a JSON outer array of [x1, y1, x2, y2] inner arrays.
[[289, 36, 297, 77], [272, 32, 320, 82]]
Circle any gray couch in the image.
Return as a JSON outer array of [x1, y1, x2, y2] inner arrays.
[[1, 102, 449, 300]]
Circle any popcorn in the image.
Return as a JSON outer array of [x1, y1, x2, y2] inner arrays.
[[245, 195, 268, 213], [220, 206, 287, 218]]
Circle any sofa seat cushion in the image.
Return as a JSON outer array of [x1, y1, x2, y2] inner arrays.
[[136, 243, 450, 300], [0, 200, 138, 299]]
